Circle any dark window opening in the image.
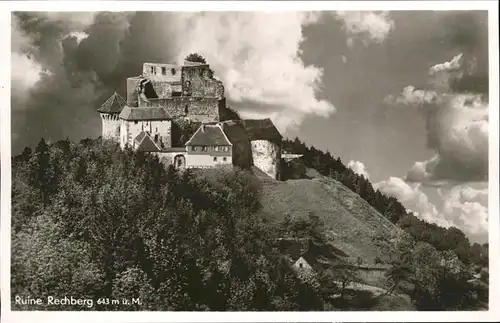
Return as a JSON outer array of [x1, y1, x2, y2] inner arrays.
[[139, 79, 159, 99], [154, 134, 159, 142], [150, 66, 154, 74], [213, 157, 217, 162], [223, 157, 227, 162], [177, 159, 182, 167], [299, 263, 303, 268], [171, 68, 176, 75], [135, 121, 138, 125], [172, 91, 182, 97], [184, 105, 188, 114], [161, 67, 166, 75]]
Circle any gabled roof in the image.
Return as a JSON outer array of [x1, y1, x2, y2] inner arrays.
[[241, 119, 282, 143], [220, 120, 249, 145], [98, 92, 127, 114], [278, 238, 345, 270], [134, 131, 161, 152], [185, 124, 232, 147], [119, 106, 172, 121]]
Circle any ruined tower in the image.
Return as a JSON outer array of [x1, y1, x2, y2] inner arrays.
[[97, 92, 127, 142]]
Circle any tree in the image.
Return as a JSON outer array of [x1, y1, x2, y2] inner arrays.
[[185, 53, 207, 64], [11, 214, 104, 310], [385, 262, 414, 295], [333, 267, 360, 301], [184, 53, 215, 78]]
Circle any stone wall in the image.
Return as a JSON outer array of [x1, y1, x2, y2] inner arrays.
[[141, 97, 222, 123], [127, 77, 141, 107], [181, 66, 222, 98], [101, 113, 121, 142], [251, 140, 281, 180], [150, 80, 182, 99], [143, 63, 181, 79]]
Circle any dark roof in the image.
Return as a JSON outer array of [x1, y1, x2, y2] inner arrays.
[[160, 147, 186, 153], [241, 119, 282, 143], [220, 120, 250, 145], [119, 106, 172, 121], [134, 131, 147, 143], [185, 124, 232, 146], [134, 131, 161, 152], [278, 238, 307, 260], [98, 92, 127, 114]]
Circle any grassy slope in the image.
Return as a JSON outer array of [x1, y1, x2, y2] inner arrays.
[[257, 167, 415, 309], [258, 167, 403, 272]]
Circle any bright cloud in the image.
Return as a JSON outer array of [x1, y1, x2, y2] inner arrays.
[[429, 53, 464, 75], [347, 160, 370, 179], [385, 53, 489, 183], [375, 177, 488, 243], [169, 12, 335, 131], [67, 31, 90, 44], [334, 11, 394, 46]]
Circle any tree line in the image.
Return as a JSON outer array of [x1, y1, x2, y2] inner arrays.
[[11, 136, 488, 310]]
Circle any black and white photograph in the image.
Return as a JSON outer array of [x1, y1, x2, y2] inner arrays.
[[1, 1, 499, 322]]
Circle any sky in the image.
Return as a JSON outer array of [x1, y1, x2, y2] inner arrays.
[[10, 10, 490, 243]]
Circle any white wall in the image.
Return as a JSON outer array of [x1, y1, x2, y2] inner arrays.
[[121, 119, 172, 149], [251, 140, 281, 180], [156, 151, 187, 166], [293, 257, 313, 272], [186, 154, 232, 168], [101, 114, 120, 142]]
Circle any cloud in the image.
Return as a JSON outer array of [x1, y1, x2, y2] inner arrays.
[[11, 14, 46, 91], [169, 12, 335, 131], [375, 177, 488, 243], [334, 11, 394, 46], [385, 53, 488, 183], [382, 11, 488, 184], [347, 160, 370, 179], [11, 12, 335, 152], [429, 53, 463, 75], [11, 12, 124, 150], [67, 31, 89, 44], [407, 93, 488, 182]]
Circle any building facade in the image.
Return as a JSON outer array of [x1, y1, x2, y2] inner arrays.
[[98, 60, 284, 180]]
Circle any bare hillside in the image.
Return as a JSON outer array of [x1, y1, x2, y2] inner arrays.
[[259, 168, 403, 266]]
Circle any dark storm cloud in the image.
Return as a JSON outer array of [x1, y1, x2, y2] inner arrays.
[[386, 11, 489, 183], [434, 11, 489, 95], [11, 12, 182, 154]]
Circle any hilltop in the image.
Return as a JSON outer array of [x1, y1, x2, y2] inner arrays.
[[11, 137, 487, 311], [260, 169, 400, 265]]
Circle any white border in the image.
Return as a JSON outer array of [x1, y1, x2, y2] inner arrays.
[[1, 1, 499, 323]]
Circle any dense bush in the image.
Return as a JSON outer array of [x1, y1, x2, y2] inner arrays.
[[11, 138, 323, 310]]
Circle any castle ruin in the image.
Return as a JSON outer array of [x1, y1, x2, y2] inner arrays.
[[98, 60, 284, 180]]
